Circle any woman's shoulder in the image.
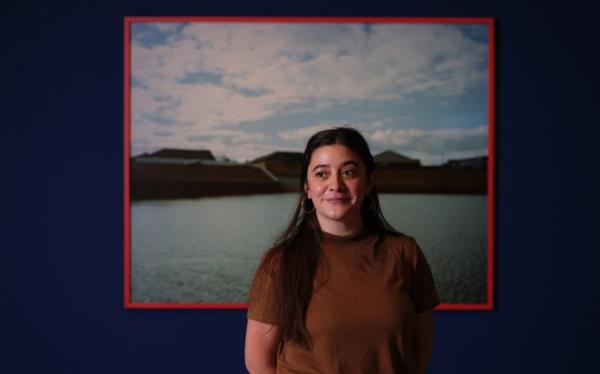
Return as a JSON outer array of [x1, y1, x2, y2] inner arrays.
[[379, 232, 422, 261], [385, 232, 419, 247], [257, 244, 285, 274]]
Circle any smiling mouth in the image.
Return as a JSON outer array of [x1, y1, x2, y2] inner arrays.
[[325, 198, 350, 203]]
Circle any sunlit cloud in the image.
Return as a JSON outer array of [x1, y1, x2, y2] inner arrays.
[[130, 21, 489, 164], [368, 125, 488, 164]]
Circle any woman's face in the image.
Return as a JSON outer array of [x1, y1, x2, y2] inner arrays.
[[304, 144, 374, 227]]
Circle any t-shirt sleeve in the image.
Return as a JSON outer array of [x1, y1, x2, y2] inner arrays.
[[406, 237, 440, 313], [247, 257, 280, 324]]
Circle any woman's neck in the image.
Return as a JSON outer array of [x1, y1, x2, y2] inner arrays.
[[316, 214, 364, 237]]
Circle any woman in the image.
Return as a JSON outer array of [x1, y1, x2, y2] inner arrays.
[[245, 127, 439, 374]]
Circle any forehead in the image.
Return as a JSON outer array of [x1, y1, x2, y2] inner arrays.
[[308, 144, 364, 167]]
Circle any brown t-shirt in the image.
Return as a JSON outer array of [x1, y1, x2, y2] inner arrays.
[[247, 228, 440, 374]]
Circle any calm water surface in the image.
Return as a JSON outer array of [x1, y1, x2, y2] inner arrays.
[[132, 193, 486, 304]]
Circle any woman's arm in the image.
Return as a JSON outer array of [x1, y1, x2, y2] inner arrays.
[[245, 319, 282, 374], [413, 310, 435, 374]]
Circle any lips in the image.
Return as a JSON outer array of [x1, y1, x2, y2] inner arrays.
[[325, 197, 351, 203]]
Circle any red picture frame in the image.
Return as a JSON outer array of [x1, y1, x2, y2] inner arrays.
[[124, 16, 495, 311]]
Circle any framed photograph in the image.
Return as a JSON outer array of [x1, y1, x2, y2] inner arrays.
[[124, 17, 494, 310]]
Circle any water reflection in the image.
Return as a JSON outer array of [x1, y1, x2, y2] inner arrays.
[[131, 193, 486, 304]]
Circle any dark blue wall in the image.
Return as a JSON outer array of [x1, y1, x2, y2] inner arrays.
[[3, 1, 598, 373]]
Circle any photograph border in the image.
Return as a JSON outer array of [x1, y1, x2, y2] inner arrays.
[[123, 16, 495, 311]]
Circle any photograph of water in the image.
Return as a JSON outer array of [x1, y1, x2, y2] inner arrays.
[[131, 193, 486, 304]]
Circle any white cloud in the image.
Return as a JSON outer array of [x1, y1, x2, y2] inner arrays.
[[184, 139, 284, 163], [186, 129, 267, 145], [371, 125, 487, 142], [132, 22, 487, 124], [277, 119, 394, 141], [153, 23, 179, 32], [274, 121, 489, 166], [130, 22, 488, 161], [368, 125, 488, 165], [277, 122, 345, 142]]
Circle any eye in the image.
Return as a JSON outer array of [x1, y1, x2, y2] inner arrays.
[[315, 170, 328, 178], [342, 169, 357, 177]]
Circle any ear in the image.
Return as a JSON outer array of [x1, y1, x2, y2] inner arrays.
[[304, 182, 311, 198], [367, 171, 376, 194]]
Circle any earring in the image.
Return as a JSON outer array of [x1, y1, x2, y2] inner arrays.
[[301, 196, 315, 213]]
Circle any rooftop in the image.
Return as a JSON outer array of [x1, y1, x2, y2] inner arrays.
[[145, 148, 215, 160], [251, 151, 304, 164], [374, 150, 420, 163]]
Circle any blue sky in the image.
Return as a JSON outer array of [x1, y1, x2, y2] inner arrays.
[[131, 21, 489, 165]]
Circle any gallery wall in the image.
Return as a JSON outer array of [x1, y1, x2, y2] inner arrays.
[[3, 0, 598, 373]]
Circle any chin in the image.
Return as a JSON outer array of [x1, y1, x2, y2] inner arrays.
[[326, 211, 347, 220], [322, 206, 357, 221]]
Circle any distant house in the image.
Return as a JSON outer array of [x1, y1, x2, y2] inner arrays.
[[444, 156, 488, 169], [130, 148, 281, 199], [250, 151, 304, 175], [251, 151, 304, 192], [374, 150, 421, 168], [251, 151, 304, 164], [138, 148, 215, 161], [374, 151, 487, 195]]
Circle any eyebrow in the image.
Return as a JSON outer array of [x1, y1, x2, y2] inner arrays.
[[311, 160, 359, 172]]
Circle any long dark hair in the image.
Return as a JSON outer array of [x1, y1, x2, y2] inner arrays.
[[260, 126, 398, 349]]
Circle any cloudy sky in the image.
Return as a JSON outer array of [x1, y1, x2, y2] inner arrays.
[[130, 21, 489, 165]]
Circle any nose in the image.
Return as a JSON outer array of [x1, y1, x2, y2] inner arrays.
[[329, 172, 346, 191]]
